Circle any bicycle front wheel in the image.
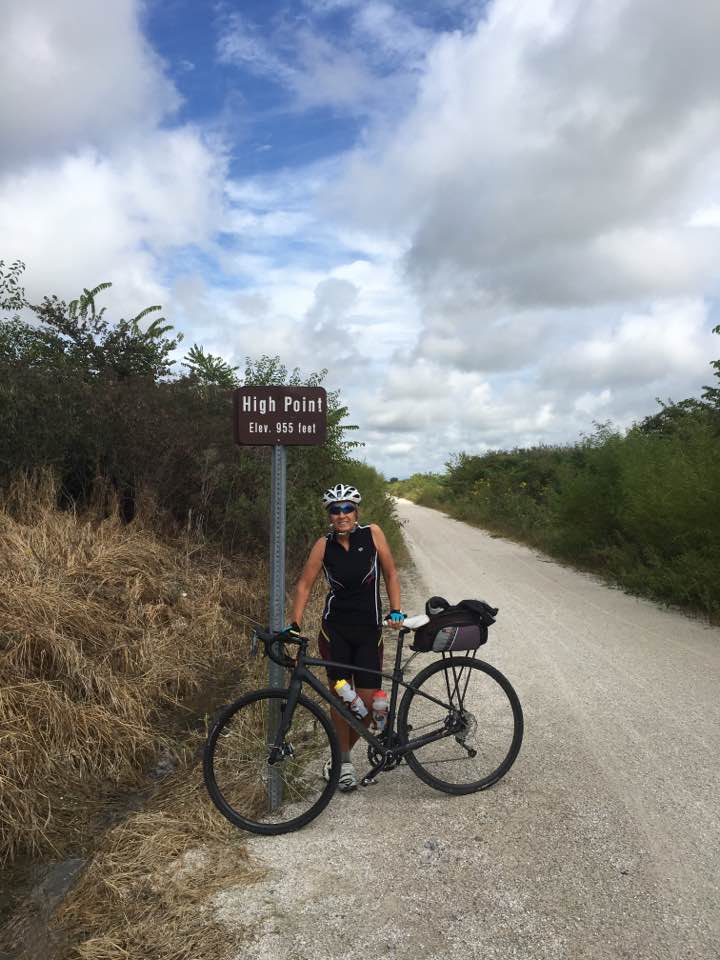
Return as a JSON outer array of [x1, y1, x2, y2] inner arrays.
[[203, 688, 340, 835], [398, 657, 523, 794]]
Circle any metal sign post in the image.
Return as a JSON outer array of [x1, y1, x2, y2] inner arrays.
[[233, 385, 327, 812], [267, 444, 286, 810]]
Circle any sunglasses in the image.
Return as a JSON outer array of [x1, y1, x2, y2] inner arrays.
[[328, 503, 356, 515]]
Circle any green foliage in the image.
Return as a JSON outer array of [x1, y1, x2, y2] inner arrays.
[[543, 426, 626, 558], [30, 284, 181, 381], [242, 355, 325, 388], [636, 397, 719, 435], [702, 322, 720, 408], [0, 259, 27, 314], [182, 344, 239, 389], [395, 390, 720, 619], [389, 473, 445, 506], [2, 264, 181, 381], [343, 460, 406, 560], [67, 281, 113, 320], [0, 262, 402, 572]]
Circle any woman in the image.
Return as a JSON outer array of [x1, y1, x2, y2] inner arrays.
[[287, 483, 405, 792]]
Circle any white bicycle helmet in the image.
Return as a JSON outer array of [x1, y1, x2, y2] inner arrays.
[[321, 483, 362, 509]]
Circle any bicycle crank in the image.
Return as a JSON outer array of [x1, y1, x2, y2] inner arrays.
[[367, 732, 405, 770]]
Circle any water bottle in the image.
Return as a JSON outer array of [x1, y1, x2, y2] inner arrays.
[[371, 690, 389, 733], [334, 679, 368, 718]]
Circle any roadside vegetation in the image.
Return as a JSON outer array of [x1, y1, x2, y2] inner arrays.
[[391, 331, 720, 622], [0, 260, 402, 958]]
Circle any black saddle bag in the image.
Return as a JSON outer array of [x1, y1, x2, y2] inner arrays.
[[411, 599, 498, 653]]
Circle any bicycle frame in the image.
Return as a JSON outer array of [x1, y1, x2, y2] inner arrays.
[[267, 629, 467, 780]]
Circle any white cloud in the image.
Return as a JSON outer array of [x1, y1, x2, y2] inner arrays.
[[303, 0, 358, 13], [689, 206, 720, 228], [217, 13, 379, 112], [574, 389, 612, 417], [353, 2, 433, 66], [0, 0, 179, 171], [347, 295, 719, 477], [215, 1, 437, 115], [217, 14, 296, 86], [0, 130, 227, 312], [310, 0, 720, 474], [541, 300, 714, 390], [338, 0, 720, 307], [0, 2, 226, 317], [4, 0, 720, 482]]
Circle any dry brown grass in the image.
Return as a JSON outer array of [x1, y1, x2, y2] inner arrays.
[[0, 471, 333, 959], [50, 746, 267, 960], [0, 470, 266, 865], [3, 734, 270, 959], [40, 590, 325, 960]]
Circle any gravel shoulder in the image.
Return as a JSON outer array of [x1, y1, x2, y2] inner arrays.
[[213, 500, 720, 960]]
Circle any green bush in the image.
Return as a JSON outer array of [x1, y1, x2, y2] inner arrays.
[[341, 460, 406, 559], [392, 402, 720, 618], [0, 262, 403, 569], [389, 472, 445, 507], [544, 426, 626, 560]]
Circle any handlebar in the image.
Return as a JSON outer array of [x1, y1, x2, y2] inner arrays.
[[252, 628, 301, 668], [252, 617, 424, 668]]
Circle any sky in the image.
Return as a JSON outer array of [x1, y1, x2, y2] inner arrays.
[[2, 0, 720, 478]]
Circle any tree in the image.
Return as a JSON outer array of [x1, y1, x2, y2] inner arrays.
[[242, 355, 326, 388], [1, 263, 182, 382], [702, 322, 720, 409], [635, 397, 714, 435], [0, 259, 27, 314], [31, 284, 181, 381], [181, 344, 239, 390]]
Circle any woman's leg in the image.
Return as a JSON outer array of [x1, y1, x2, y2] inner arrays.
[[335, 687, 374, 751], [319, 622, 382, 756], [348, 628, 384, 749], [347, 688, 374, 749], [319, 622, 359, 755], [329, 684, 355, 752]]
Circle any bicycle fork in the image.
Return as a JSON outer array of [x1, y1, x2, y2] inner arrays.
[[267, 679, 302, 765]]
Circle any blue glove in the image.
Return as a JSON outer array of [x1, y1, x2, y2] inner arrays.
[[385, 610, 406, 624]]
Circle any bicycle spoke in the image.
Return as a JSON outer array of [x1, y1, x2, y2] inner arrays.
[[399, 657, 523, 792], [204, 690, 339, 834], [407, 718, 446, 733]]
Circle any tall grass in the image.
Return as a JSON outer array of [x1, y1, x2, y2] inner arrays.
[[1, 467, 399, 958], [0, 471, 265, 866]]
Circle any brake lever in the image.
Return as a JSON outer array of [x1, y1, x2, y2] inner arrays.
[[250, 631, 259, 658]]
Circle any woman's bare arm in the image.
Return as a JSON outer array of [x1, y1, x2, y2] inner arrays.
[[290, 537, 326, 626], [370, 524, 402, 614]]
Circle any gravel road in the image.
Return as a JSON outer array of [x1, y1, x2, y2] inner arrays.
[[214, 499, 720, 960]]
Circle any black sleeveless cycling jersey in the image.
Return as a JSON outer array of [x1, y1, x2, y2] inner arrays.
[[321, 524, 381, 626]]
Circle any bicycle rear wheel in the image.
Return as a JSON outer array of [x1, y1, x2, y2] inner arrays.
[[203, 688, 340, 835], [398, 656, 523, 794]]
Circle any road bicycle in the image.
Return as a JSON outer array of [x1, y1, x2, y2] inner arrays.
[[203, 613, 524, 835]]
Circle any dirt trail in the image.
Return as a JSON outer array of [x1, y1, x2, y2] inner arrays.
[[213, 500, 720, 960]]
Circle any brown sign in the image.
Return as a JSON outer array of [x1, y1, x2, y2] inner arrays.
[[233, 386, 327, 445]]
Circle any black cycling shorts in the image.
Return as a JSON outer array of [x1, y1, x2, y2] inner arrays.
[[318, 620, 384, 690]]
